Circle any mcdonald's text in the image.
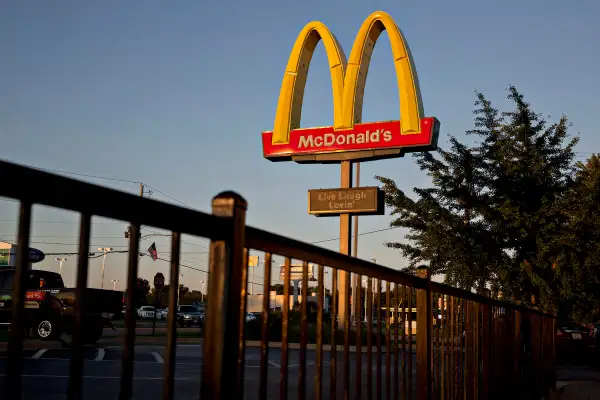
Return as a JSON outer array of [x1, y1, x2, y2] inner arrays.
[[262, 117, 438, 161]]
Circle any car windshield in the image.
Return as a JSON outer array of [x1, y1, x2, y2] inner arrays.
[[179, 306, 197, 313]]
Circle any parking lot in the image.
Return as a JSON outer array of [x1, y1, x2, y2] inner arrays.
[[0, 343, 417, 399]]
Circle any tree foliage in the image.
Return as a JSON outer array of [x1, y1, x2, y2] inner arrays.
[[376, 86, 591, 315]]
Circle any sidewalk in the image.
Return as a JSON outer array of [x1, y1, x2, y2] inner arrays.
[[549, 365, 600, 399]]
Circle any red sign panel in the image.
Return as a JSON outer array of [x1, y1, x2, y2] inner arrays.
[[25, 291, 46, 301], [262, 118, 439, 163]]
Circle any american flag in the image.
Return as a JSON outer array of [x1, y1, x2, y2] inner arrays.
[[148, 242, 158, 261]]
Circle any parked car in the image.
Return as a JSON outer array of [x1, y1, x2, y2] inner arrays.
[[137, 306, 155, 320], [246, 312, 261, 322], [156, 309, 167, 320], [177, 305, 203, 327], [556, 322, 594, 357], [0, 268, 122, 343]]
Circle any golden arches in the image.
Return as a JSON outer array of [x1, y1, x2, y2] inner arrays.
[[342, 11, 423, 133], [271, 11, 424, 145], [272, 22, 347, 145]]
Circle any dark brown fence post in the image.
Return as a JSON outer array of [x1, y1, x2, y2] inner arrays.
[[512, 310, 522, 394], [416, 266, 432, 400], [480, 289, 492, 400], [201, 191, 247, 400]]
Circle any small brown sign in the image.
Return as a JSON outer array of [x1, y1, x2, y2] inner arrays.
[[308, 187, 384, 216]]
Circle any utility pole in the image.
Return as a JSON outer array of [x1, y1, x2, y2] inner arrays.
[[177, 273, 183, 306], [200, 280, 206, 303]]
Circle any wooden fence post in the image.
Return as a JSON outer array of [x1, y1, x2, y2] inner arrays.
[[200, 191, 247, 400], [416, 266, 432, 400], [480, 288, 492, 400]]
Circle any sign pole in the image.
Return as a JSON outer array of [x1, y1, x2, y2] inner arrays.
[[152, 273, 165, 337], [152, 293, 158, 336], [352, 162, 360, 322], [338, 160, 353, 329]]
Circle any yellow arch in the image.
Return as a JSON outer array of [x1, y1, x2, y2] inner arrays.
[[341, 11, 423, 133], [271, 11, 424, 144], [272, 22, 347, 145]]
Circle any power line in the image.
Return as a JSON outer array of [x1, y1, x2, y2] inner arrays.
[[143, 184, 197, 210], [0, 220, 123, 225], [30, 166, 141, 184], [310, 226, 398, 244]]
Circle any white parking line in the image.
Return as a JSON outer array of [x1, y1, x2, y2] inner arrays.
[[268, 360, 281, 368], [151, 352, 164, 363], [94, 348, 105, 361], [32, 349, 48, 359]]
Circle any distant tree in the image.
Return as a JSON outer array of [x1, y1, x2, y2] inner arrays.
[[134, 278, 151, 308]]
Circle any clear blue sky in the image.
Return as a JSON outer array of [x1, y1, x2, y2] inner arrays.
[[1, 0, 598, 290]]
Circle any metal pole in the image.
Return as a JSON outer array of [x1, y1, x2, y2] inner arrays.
[[338, 160, 353, 328], [251, 265, 255, 296], [352, 162, 360, 322], [364, 279, 367, 323], [177, 274, 183, 306], [152, 291, 158, 336], [101, 251, 107, 289], [59, 260, 63, 276]]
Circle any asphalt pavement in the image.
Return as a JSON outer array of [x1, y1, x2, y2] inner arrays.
[[0, 344, 417, 399]]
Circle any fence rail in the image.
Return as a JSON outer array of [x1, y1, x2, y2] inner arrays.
[[0, 159, 556, 399]]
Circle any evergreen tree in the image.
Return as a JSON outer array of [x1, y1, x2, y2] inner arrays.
[[553, 154, 600, 320], [474, 87, 577, 306], [377, 86, 578, 307]]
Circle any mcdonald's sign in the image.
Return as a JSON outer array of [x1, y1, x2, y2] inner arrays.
[[262, 11, 440, 164]]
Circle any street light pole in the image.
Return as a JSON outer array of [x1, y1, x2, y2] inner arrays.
[[177, 273, 183, 306], [55, 257, 67, 276], [98, 247, 113, 289], [200, 280, 206, 303]]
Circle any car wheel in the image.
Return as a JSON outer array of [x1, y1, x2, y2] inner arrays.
[[35, 319, 54, 340]]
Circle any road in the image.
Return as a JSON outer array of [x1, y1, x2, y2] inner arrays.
[[0, 344, 417, 399]]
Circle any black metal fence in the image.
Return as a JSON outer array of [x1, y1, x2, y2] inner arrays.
[[0, 159, 556, 399]]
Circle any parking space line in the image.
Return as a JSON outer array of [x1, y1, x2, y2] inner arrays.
[[94, 348, 105, 361], [267, 360, 281, 368], [151, 352, 164, 363], [32, 349, 48, 359]]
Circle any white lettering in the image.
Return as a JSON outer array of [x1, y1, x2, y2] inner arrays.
[[370, 130, 380, 143], [296, 128, 392, 149], [298, 135, 314, 148], [324, 133, 335, 146]]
